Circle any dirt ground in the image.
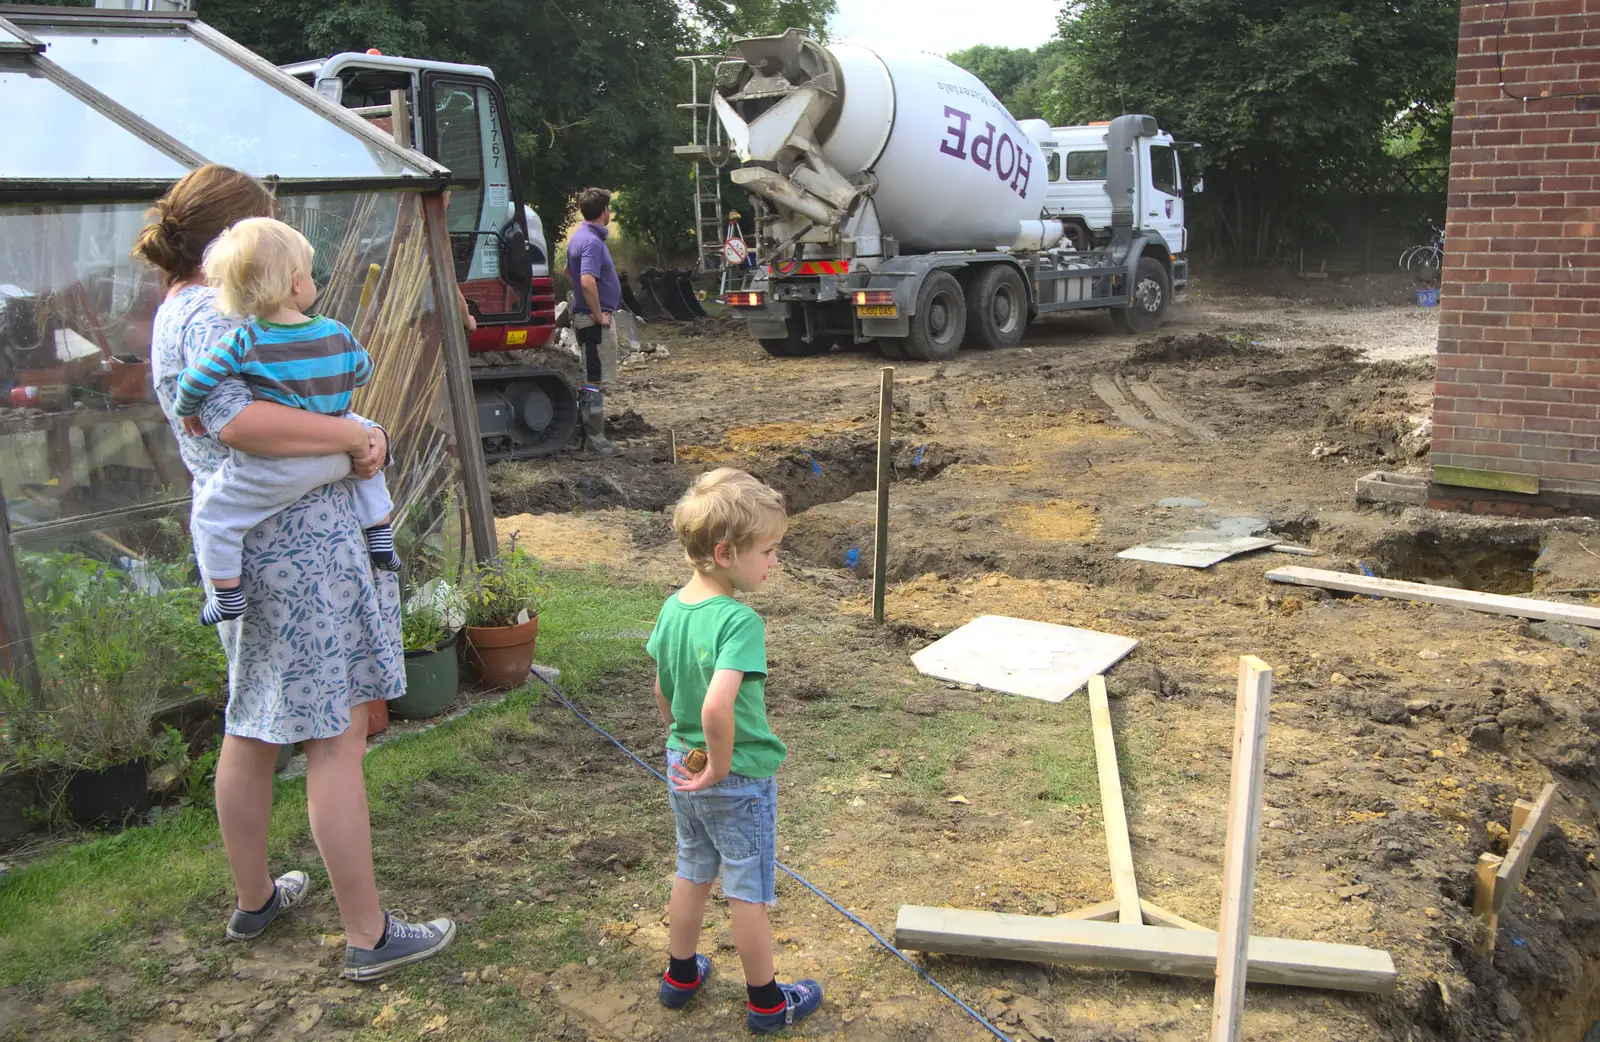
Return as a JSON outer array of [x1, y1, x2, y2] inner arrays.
[[8, 275, 1600, 1042], [485, 275, 1600, 1042]]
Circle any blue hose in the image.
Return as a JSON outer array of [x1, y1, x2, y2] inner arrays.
[[530, 670, 1016, 1042]]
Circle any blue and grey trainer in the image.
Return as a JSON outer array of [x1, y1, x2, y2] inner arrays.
[[225, 870, 310, 941], [747, 979, 823, 1034], [659, 953, 713, 1009], [341, 913, 457, 982]]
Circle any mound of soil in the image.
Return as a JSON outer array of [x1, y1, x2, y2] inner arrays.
[[1126, 332, 1274, 366]]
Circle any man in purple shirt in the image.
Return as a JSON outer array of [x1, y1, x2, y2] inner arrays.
[[566, 187, 622, 456]]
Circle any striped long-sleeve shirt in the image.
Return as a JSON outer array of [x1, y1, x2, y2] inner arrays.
[[174, 316, 374, 418]]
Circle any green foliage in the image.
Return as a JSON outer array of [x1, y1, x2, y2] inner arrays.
[[401, 594, 452, 652], [6, 553, 227, 770], [196, 0, 833, 254], [1050, 0, 1460, 263], [947, 41, 1072, 119], [460, 546, 550, 629]]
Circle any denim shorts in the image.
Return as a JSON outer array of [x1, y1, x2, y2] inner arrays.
[[666, 749, 778, 905]]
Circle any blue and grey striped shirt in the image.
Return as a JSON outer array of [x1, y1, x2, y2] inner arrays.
[[174, 316, 374, 418]]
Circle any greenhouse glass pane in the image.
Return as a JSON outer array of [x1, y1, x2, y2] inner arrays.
[[37, 28, 426, 181], [0, 65, 188, 179]]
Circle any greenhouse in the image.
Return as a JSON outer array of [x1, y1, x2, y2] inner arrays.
[[0, 5, 491, 834]]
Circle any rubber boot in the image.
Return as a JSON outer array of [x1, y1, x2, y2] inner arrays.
[[580, 387, 619, 457]]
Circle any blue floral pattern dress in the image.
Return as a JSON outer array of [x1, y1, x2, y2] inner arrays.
[[151, 285, 404, 743]]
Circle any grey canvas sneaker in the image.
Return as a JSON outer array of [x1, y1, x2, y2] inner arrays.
[[225, 871, 310, 941], [342, 913, 457, 981]]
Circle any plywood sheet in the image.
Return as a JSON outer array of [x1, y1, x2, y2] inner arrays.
[[910, 615, 1137, 703]]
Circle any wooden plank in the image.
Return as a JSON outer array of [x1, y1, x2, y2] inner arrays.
[[10, 495, 192, 547], [1061, 899, 1121, 921], [1433, 465, 1539, 496], [894, 906, 1397, 995], [1494, 782, 1558, 914], [1088, 675, 1141, 924], [1142, 901, 1207, 932], [421, 192, 496, 563], [1473, 852, 1503, 953], [872, 366, 892, 624], [1266, 566, 1600, 630], [1059, 899, 1209, 932], [1212, 656, 1274, 1042]]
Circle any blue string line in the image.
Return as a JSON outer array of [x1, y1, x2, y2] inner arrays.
[[530, 670, 1016, 1042]]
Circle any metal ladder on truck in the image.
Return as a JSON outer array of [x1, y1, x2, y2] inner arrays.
[[673, 55, 732, 283]]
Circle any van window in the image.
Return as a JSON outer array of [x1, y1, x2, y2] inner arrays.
[[1065, 150, 1107, 181], [1150, 144, 1179, 195], [1047, 151, 1062, 182]]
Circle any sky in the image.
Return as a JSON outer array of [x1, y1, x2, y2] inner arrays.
[[827, 0, 1063, 56]]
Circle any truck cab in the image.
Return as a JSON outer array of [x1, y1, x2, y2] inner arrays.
[[281, 52, 556, 354], [1034, 121, 1188, 288]]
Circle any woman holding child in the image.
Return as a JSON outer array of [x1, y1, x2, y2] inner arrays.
[[134, 165, 453, 979]]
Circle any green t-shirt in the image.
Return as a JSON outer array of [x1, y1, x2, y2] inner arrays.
[[645, 593, 787, 778]]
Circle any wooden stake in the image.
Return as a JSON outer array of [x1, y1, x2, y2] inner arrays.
[[1474, 852, 1503, 953], [668, 428, 677, 466], [1495, 782, 1558, 915], [1212, 655, 1273, 1042], [872, 366, 893, 625], [1089, 675, 1141, 925], [0, 477, 42, 707], [422, 192, 496, 563]]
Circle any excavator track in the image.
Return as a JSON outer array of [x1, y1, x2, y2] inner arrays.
[[472, 366, 579, 461]]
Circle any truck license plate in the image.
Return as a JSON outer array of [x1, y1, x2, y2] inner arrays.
[[857, 304, 897, 317]]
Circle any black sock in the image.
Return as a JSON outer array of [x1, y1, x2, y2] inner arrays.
[[240, 888, 275, 916], [666, 954, 700, 987], [747, 979, 784, 1011]]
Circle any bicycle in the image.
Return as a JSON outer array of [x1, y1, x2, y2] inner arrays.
[[1399, 221, 1445, 274]]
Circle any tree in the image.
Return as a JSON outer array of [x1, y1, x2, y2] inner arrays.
[[187, 0, 831, 256], [947, 41, 1074, 120], [1050, 0, 1459, 263]]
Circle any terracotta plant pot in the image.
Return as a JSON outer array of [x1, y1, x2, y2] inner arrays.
[[395, 636, 461, 720], [367, 697, 389, 736], [66, 759, 149, 826], [463, 616, 540, 690], [108, 356, 153, 404]]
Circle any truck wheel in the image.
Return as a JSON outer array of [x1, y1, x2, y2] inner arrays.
[[879, 338, 908, 360], [904, 271, 966, 361], [1111, 256, 1171, 334], [964, 264, 1028, 350]]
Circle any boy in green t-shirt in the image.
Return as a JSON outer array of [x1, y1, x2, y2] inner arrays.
[[646, 468, 824, 1034]]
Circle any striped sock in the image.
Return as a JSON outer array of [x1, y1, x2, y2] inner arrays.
[[201, 585, 248, 626], [365, 523, 400, 572]]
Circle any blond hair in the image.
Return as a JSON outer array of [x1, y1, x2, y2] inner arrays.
[[202, 217, 314, 318], [673, 468, 786, 572]]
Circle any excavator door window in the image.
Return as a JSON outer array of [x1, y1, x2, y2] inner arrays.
[[421, 74, 530, 323]]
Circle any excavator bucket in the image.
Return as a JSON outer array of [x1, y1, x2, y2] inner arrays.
[[619, 272, 659, 320], [643, 268, 697, 320]]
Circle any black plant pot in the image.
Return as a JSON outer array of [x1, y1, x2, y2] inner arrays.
[[0, 768, 41, 850], [66, 759, 150, 826]]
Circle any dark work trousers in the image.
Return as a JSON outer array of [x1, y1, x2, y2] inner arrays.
[[575, 322, 604, 385]]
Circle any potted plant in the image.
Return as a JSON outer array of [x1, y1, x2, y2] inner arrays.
[[460, 546, 548, 690], [17, 568, 174, 825], [393, 584, 461, 719]]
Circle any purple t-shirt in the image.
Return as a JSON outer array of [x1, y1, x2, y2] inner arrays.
[[566, 221, 621, 315]]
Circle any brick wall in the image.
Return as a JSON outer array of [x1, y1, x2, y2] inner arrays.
[[1432, 0, 1600, 498]]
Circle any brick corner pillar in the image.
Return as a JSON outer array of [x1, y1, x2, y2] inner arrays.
[[1432, 0, 1600, 504]]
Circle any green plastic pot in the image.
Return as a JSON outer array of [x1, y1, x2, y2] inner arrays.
[[395, 634, 461, 720]]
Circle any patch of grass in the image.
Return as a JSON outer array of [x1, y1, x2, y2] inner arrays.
[[0, 568, 665, 990]]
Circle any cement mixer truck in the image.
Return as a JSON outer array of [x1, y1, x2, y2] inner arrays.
[[712, 30, 1189, 361]]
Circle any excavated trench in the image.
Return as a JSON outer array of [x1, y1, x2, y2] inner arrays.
[[489, 434, 958, 520], [1365, 526, 1543, 595]]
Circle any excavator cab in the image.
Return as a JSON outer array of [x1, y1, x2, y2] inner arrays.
[[282, 52, 576, 459]]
